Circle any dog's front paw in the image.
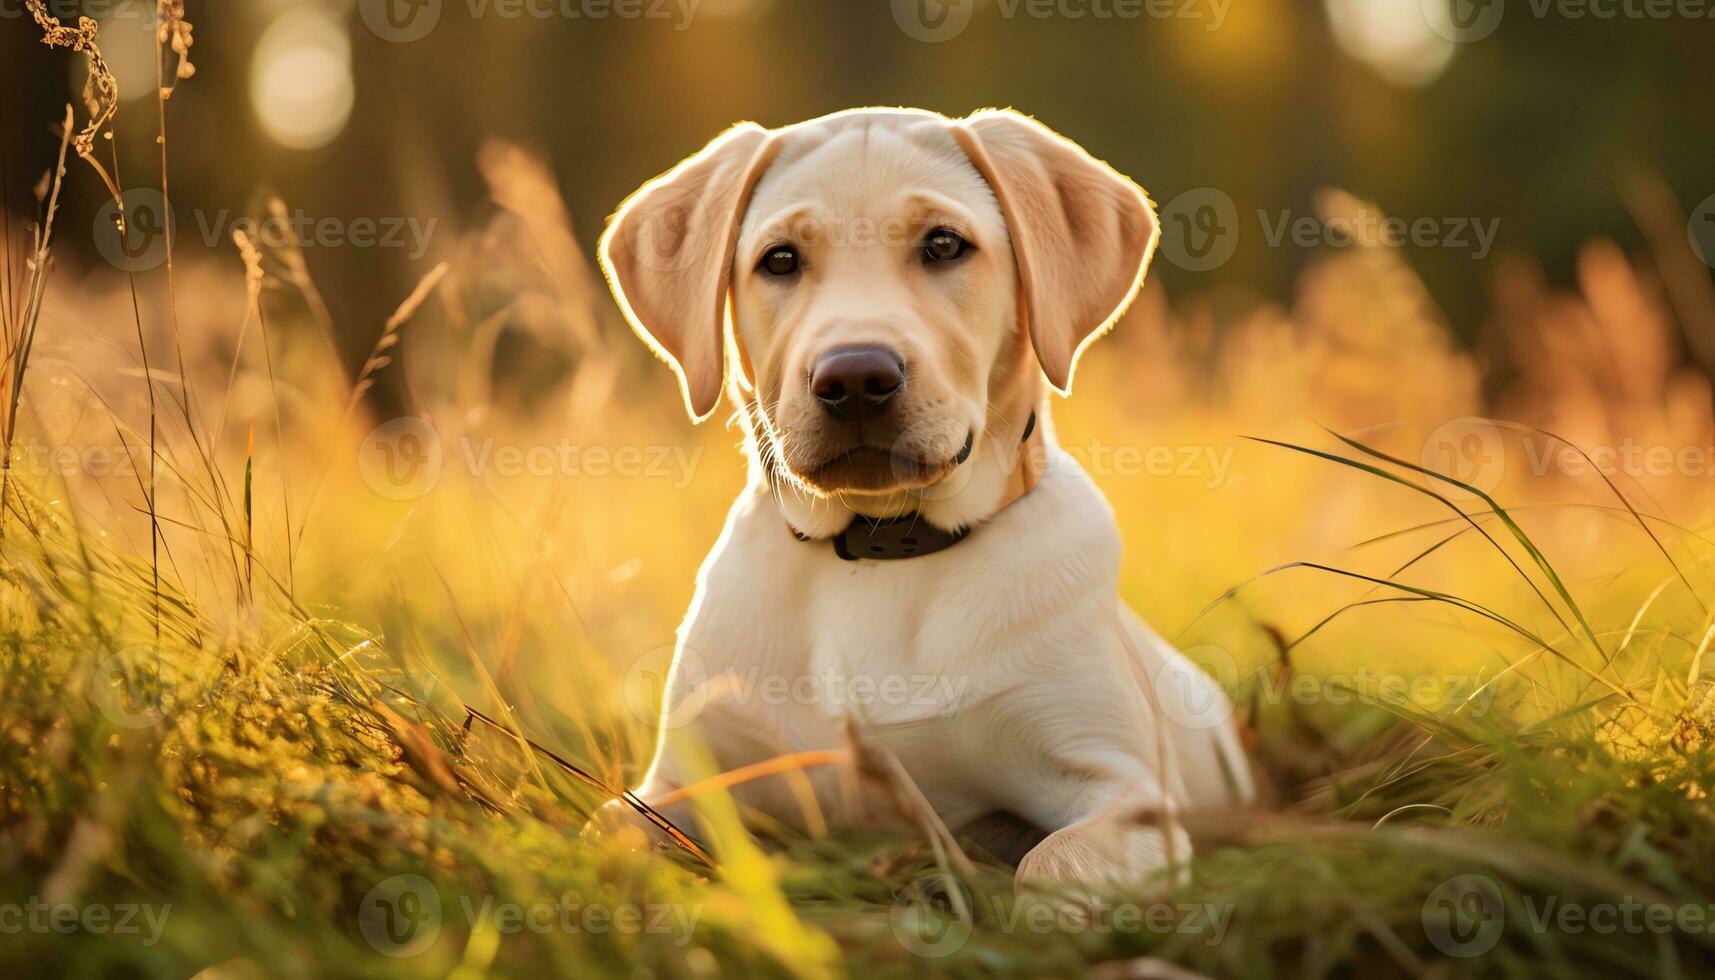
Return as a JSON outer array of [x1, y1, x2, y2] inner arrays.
[[1014, 820, 1192, 900], [583, 798, 679, 853]]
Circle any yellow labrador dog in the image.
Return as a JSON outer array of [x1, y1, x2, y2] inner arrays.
[[598, 107, 1252, 892]]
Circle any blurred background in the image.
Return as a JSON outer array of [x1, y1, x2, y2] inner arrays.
[[4, 0, 1712, 341], [3, 0, 1714, 764]]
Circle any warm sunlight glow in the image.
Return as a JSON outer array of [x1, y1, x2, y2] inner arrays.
[[249, 9, 354, 150], [90, 2, 159, 103], [1325, 0, 1457, 86]]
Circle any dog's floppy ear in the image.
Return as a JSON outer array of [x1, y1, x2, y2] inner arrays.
[[599, 123, 775, 421], [953, 109, 1158, 394]]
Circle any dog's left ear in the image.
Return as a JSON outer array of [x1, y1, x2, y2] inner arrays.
[[953, 109, 1159, 394]]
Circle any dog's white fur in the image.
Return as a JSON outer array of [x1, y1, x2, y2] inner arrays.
[[599, 108, 1252, 892]]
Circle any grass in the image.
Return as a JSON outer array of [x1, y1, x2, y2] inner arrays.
[[8, 6, 1715, 977], [6, 452, 1715, 978]]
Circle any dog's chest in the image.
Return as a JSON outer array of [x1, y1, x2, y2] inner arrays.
[[689, 468, 1122, 730], [701, 545, 1019, 725], [674, 467, 1135, 823]]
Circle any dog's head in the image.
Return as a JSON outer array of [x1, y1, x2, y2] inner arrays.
[[600, 108, 1157, 520]]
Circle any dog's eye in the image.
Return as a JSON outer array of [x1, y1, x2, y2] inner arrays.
[[921, 228, 970, 263], [759, 245, 799, 277]]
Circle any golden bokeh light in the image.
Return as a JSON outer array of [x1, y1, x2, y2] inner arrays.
[[1324, 0, 1457, 86], [249, 8, 354, 150], [86, 1, 159, 104]]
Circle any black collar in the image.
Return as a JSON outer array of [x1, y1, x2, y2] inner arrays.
[[831, 513, 967, 561], [793, 411, 1036, 562]]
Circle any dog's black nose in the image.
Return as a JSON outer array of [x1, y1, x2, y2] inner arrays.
[[810, 346, 904, 416]]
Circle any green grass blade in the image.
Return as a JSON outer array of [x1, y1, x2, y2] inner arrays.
[[1317, 426, 1610, 664]]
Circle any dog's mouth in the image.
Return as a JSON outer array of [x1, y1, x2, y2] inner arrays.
[[794, 433, 973, 494]]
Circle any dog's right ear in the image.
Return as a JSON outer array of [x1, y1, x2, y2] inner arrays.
[[599, 123, 775, 422]]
